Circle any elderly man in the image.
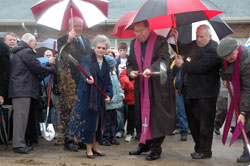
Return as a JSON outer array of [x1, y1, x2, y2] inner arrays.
[[127, 20, 176, 161], [56, 16, 92, 151], [171, 25, 222, 159], [217, 37, 250, 163], [9, 33, 55, 154]]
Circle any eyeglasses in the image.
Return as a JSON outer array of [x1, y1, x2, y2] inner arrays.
[[134, 29, 145, 34], [97, 46, 106, 50]]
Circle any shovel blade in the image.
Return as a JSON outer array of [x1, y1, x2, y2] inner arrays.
[[40, 122, 55, 141]]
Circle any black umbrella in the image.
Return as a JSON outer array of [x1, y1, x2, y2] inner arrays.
[[176, 15, 233, 44], [0, 106, 9, 146]]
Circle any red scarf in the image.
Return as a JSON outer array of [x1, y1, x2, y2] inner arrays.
[[134, 31, 157, 144], [222, 45, 242, 145]]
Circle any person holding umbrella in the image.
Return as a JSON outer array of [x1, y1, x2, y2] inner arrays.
[[56, 16, 92, 151], [217, 37, 250, 163], [171, 24, 222, 159], [127, 20, 176, 161]]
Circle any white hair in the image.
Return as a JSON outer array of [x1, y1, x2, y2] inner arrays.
[[21, 33, 35, 43], [197, 24, 212, 36]]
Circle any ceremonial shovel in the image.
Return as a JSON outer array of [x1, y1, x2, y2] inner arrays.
[[40, 41, 56, 141], [139, 62, 167, 85]]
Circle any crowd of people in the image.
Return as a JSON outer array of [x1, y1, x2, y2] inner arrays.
[[0, 16, 250, 163]]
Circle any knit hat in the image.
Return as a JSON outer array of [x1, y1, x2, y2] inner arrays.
[[217, 37, 238, 58], [104, 55, 117, 67]]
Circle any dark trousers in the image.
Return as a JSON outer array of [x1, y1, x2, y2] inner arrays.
[[126, 105, 136, 135], [102, 109, 117, 143], [25, 98, 39, 145], [184, 97, 217, 154], [214, 96, 228, 129], [138, 136, 165, 154]]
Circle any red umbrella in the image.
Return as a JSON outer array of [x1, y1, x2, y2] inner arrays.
[[125, 0, 223, 30], [111, 12, 137, 39], [31, 0, 108, 31], [111, 11, 170, 39]]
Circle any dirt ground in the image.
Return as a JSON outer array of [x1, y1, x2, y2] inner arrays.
[[0, 133, 244, 166]]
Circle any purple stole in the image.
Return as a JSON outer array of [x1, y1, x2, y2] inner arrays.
[[134, 31, 157, 144], [222, 45, 242, 145]]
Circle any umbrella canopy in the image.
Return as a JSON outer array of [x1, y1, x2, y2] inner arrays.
[[176, 15, 233, 43], [31, 0, 108, 31], [111, 12, 137, 39], [36, 38, 57, 57], [111, 11, 171, 39], [126, 0, 223, 30]]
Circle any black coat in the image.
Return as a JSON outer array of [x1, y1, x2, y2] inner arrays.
[[0, 40, 10, 98], [57, 35, 92, 85], [178, 40, 222, 99], [9, 41, 55, 100], [127, 35, 176, 138]]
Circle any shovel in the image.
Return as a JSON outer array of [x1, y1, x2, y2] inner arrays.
[[138, 62, 168, 85], [40, 41, 56, 141]]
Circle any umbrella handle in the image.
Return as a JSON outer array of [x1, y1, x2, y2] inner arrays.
[[226, 80, 250, 146], [70, 0, 74, 30], [171, 14, 179, 54]]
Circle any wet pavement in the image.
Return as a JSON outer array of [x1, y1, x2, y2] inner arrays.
[[0, 132, 247, 166]]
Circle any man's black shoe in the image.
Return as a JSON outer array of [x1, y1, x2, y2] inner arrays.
[[64, 143, 78, 152], [25, 146, 33, 151], [214, 128, 220, 135], [129, 147, 150, 155], [190, 152, 198, 157], [180, 132, 187, 141], [13, 147, 30, 154], [192, 152, 212, 159], [146, 151, 161, 161], [237, 155, 250, 163]]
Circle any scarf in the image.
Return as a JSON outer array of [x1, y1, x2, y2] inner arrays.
[[134, 31, 157, 144], [222, 45, 242, 145]]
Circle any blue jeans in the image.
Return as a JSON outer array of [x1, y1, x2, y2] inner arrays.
[[176, 93, 188, 132], [116, 107, 125, 135]]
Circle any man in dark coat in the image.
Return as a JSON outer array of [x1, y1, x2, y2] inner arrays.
[[0, 40, 10, 105], [172, 25, 222, 159], [56, 16, 92, 151], [9, 33, 55, 154], [217, 37, 250, 163], [127, 20, 176, 161]]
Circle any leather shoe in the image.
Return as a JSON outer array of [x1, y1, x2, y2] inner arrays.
[[86, 152, 95, 159], [180, 132, 187, 141], [25, 146, 33, 151], [146, 151, 161, 161], [13, 147, 30, 154], [64, 143, 78, 152], [129, 147, 150, 155], [92, 149, 105, 156], [192, 152, 212, 159], [190, 152, 198, 157], [237, 155, 250, 163]]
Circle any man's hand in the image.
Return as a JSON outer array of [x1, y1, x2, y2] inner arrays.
[[49, 57, 56, 65], [170, 28, 179, 40], [86, 76, 94, 84], [0, 96, 4, 105], [129, 70, 139, 79], [175, 55, 184, 67], [237, 114, 245, 125], [105, 96, 111, 103], [67, 30, 77, 43], [143, 68, 152, 78]]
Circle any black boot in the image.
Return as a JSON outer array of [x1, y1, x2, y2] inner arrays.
[[237, 146, 250, 163]]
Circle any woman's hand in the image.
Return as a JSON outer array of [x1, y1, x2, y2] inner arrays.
[[86, 76, 94, 84], [105, 96, 111, 103], [237, 113, 245, 125]]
